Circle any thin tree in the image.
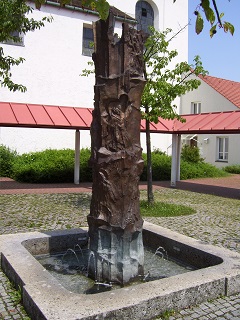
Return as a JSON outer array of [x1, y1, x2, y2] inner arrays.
[[142, 27, 207, 204]]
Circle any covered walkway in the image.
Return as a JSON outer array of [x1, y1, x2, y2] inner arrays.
[[1, 101, 240, 185]]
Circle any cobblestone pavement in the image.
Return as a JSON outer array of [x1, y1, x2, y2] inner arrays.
[[164, 294, 240, 320], [0, 272, 29, 320], [0, 176, 239, 319]]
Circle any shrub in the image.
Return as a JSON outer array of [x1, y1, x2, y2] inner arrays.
[[79, 148, 92, 182], [141, 150, 227, 181], [224, 165, 240, 174], [152, 148, 166, 155], [141, 152, 171, 181], [9, 147, 227, 183], [180, 161, 228, 180], [181, 145, 204, 163], [12, 148, 92, 183], [12, 149, 75, 183], [0, 145, 17, 177]]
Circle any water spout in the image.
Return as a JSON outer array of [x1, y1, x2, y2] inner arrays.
[[87, 251, 97, 280], [143, 271, 150, 281], [94, 281, 112, 288], [74, 244, 84, 260], [62, 248, 81, 268], [155, 246, 168, 260]]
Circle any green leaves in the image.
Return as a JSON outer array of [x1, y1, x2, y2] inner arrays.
[[223, 21, 235, 35], [35, 0, 46, 10], [194, 0, 215, 35], [142, 28, 207, 124], [0, 47, 26, 92], [93, 0, 110, 21], [195, 12, 204, 35], [192, 0, 235, 37], [58, 0, 110, 20], [201, 0, 215, 25]]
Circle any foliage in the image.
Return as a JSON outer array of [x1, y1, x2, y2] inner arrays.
[[223, 165, 240, 174], [0, 144, 17, 177], [12, 149, 74, 183], [11, 148, 92, 183], [140, 151, 227, 181], [142, 27, 207, 124], [1, 146, 230, 183], [140, 200, 195, 217], [78, 147, 92, 182], [180, 161, 228, 180], [142, 26, 207, 204], [141, 153, 172, 181], [181, 145, 204, 163], [50, 0, 110, 20], [193, 0, 234, 37], [0, 0, 52, 92], [152, 148, 166, 155]]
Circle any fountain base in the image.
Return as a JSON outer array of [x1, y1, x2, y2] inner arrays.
[[88, 226, 144, 284], [0, 222, 240, 320]]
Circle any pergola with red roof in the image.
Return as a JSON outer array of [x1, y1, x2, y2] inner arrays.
[[1, 102, 240, 185]]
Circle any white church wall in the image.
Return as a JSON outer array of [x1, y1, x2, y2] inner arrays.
[[0, 0, 188, 155]]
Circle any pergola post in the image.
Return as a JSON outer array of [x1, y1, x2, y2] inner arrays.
[[74, 129, 80, 184], [171, 133, 181, 187]]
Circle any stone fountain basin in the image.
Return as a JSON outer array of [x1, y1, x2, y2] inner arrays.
[[0, 221, 240, 320]]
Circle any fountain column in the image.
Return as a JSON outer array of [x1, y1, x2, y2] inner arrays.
[[87, 12, 146, 285]]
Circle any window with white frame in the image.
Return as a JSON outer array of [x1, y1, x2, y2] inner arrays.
[[217, 137, 229, 161], [191, 102, 201, 114], [82, 24, 94, 56]]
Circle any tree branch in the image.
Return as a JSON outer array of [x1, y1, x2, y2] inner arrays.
[[212, 0, 223, 27]]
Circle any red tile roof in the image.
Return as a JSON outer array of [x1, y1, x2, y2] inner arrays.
[[1, 102, 239, 134], [199, 74, 240, 109]]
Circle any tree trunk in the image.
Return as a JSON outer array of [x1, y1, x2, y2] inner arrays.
[[146, 117, 154, 204]]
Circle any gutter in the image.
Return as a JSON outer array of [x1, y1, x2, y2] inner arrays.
[[45, 1, 136, 24]]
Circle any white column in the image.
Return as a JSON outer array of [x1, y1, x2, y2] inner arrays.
[[177, 134, 181, 181], [74, 129, 80, 185], [171, 134, 181, 187]]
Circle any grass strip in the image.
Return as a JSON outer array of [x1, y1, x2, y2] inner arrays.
[[140, 200, 196, 217]]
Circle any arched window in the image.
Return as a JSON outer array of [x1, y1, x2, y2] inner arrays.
[[135, 1, 154, 34]]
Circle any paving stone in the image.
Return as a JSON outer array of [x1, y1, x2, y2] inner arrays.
[[231, 310, 240, 317], [215, 310, 225, 316], [189, 313, 200, 319]]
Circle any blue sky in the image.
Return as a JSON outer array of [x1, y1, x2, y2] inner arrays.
[[188, 0, 240, 82]]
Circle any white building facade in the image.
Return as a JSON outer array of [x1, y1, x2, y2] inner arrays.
[[180, 74, 240, 167], [0, 0, 188, 154]]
